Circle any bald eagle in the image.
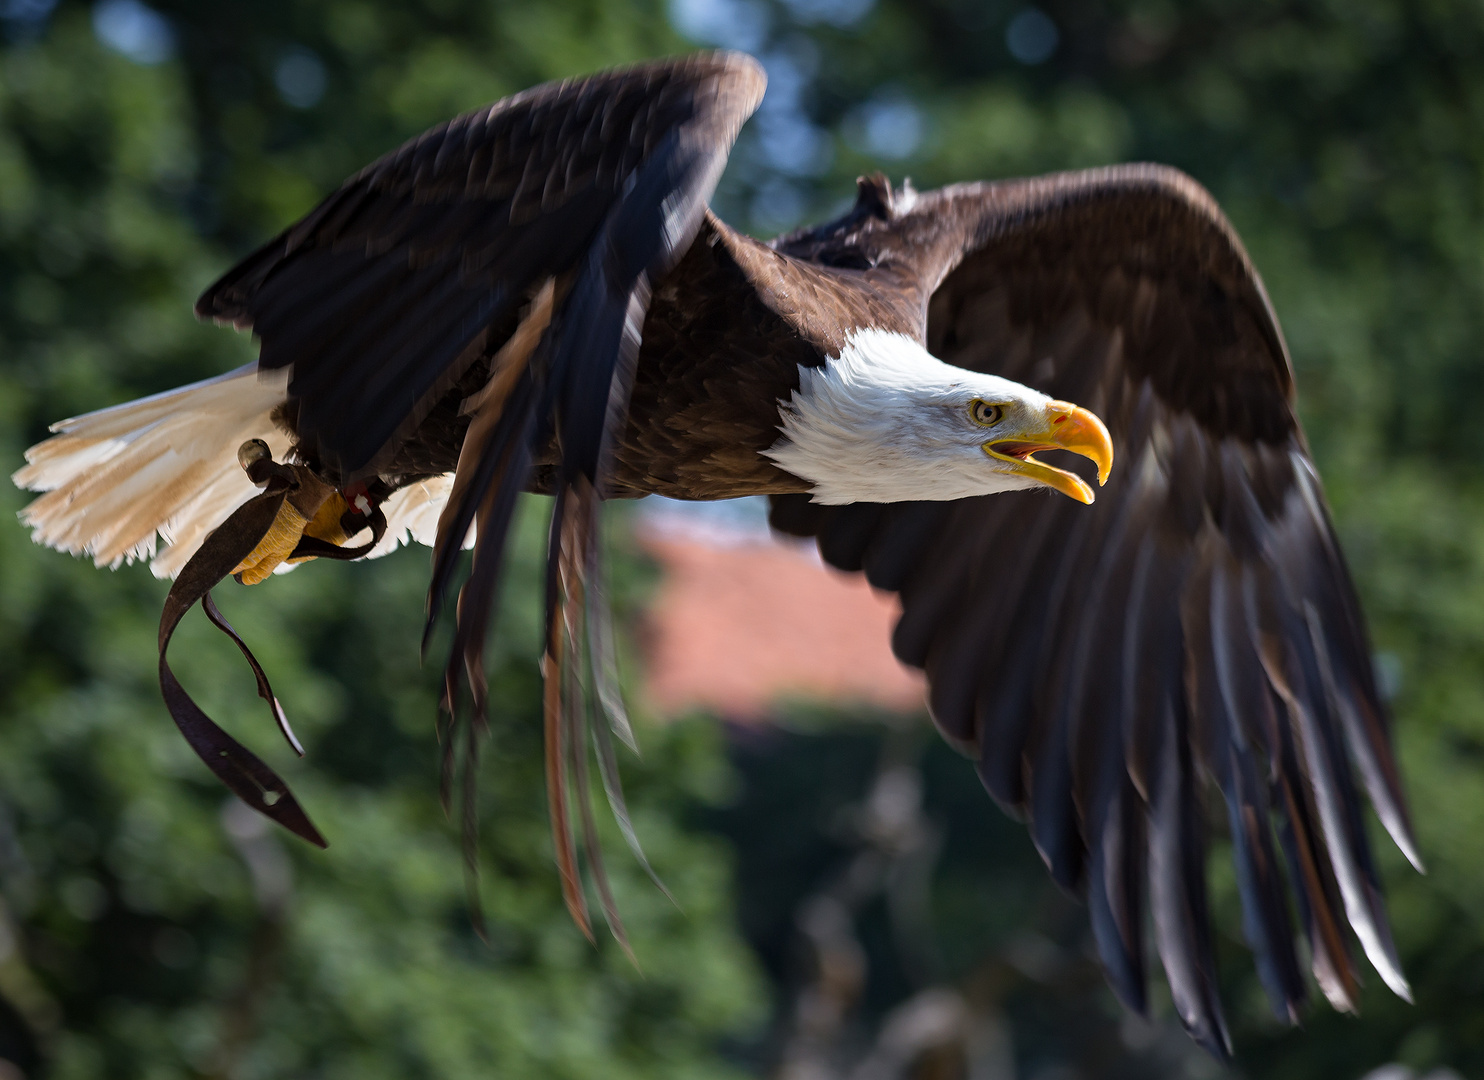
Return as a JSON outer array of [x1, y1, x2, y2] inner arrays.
[[14, 52, 1416, 1053]]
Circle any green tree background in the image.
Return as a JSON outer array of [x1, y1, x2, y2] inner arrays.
[[0, 0, 1481, 1077]]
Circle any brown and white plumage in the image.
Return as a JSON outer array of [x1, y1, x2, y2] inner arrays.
[[768, 171, 1418, 1045], [14, 363, 465, 576], [14, 51, 1415, 1053]]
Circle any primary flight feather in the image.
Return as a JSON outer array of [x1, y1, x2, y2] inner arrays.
[[13, 51, 1416, 1054]]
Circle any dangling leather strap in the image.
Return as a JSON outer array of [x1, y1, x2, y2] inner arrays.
[[158, 461, 388, 849], [286, 515, 386, 562]]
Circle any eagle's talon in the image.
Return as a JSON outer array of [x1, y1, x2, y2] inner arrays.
[[232, 499, 312, 584], [231, 463, 348, 582]]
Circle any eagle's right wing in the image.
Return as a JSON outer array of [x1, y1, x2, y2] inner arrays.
[[771, 167, 1417, 1054]]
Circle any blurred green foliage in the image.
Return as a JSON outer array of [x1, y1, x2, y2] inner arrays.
[[1, 0, 1483, 1077], [0, 2, 762, 1077]]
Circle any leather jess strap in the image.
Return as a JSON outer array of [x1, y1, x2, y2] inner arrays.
[[157, 458, 386, 848]]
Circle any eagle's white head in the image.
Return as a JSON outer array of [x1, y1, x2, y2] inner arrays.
[[764, 329, 1113, 506]]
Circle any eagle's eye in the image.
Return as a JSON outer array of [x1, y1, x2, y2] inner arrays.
[[968, 400, 1003, 427]]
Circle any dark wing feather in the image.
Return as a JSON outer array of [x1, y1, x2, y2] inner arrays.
[[769, 165, 1417, 1051], [196, 53, 765, 932], [198, 52, 764, 479]]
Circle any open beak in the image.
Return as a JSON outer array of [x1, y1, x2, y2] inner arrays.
[[983, 400, 1115, 504]]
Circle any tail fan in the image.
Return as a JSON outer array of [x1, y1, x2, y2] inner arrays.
[[15, 364, 292, 577]]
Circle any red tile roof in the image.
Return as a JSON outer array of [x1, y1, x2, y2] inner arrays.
[[638, 529, 925, 720]]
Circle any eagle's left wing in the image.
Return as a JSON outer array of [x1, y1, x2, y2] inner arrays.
[[190, 54, 766, 936]]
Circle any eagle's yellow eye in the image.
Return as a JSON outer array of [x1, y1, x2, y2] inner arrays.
[[969, 400, 1003, 427]]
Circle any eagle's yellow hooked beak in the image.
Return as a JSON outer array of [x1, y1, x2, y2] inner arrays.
[[983, 400, 1114, 504]]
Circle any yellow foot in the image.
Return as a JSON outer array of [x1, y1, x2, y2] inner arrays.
[[231, 442, 353, 584], [233, 500, 312, 585], [287, 493, 353, 561]]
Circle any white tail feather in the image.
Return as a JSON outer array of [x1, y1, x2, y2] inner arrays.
[[15, 363, 471, 578], [365, 475, 467, 560], [15, 363, 292, 577]]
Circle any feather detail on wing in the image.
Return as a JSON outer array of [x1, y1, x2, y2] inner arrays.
[[769, 165, 1417, 1055], [188, 54, 766, 936]]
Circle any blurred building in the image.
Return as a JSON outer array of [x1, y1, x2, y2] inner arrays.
[[637, 497, 925, 721]]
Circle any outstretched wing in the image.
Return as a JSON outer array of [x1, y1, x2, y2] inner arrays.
[[196, 53, 766, 938], [197, 52, 764, 480], [769, 165, 1417, 1054]]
